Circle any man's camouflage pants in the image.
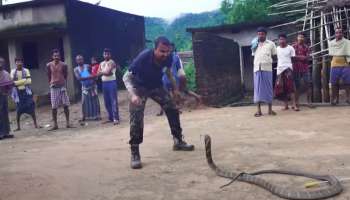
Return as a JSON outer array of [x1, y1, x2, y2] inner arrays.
[[129, 87, 182, 145]]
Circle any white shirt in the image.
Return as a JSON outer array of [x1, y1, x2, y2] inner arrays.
[[277, 45, 295, 75], [99, 60, 116, 82], [253, 40, 277, 72]]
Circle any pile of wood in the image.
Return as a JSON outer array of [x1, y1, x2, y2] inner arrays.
[[269, 0, 350, 102]]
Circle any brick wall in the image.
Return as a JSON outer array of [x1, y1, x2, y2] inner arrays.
[[192, 32, 243, 106]]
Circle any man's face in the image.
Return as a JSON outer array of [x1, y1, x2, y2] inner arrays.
[[103, 52, 111, 60], [15, 60, 23, 68], [76, 56, 84, 65], [52, 52, 60, 62], [335, 29, 343, 40], [154, 43, 171, 63], [297, 34, 304, 44], [279, 37, 287, 46], [257, 31, 266, 42], [0, 58, 4, 70]]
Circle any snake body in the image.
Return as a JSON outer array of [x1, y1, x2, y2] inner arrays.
[[204, 135, 343, 200]]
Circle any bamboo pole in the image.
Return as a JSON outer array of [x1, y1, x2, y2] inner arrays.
[[345, 7, 350, 38], [270, 9, 350, 30], [269, 9, 307, 16], [287, 17, 350, 37], [303, 0, 311, 30]]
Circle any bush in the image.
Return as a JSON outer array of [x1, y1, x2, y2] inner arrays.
[[184, 60, 196, 91]]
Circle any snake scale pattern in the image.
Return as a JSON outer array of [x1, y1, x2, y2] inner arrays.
[[204, 135, 343, 200]]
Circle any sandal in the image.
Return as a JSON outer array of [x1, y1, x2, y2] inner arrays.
[[48, 126, 59, 131], [282, 107, 289, 111], [4, 134, 14, 139], [254, 112, 263, 117], [293, 107, 300, 112], [268, 111, 277, 116]]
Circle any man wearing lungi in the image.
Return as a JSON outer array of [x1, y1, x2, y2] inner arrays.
[[10, 57, 39, 131], [47, 49, 73, 130], [74, 55, 101, 121], [252, 27, 277, 117], [275, 34, 297, 111], [123, 36, 194, 169], [0, 57, 14, 140], [328, 28, 350, 105]]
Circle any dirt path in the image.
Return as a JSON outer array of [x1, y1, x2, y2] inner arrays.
[[1, 92, 350, 200]]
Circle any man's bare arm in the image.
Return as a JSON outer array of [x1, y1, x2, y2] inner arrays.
[[46, 64, 51, 83]]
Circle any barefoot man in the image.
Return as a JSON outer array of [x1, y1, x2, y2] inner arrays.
[[252, 27, 277, 117], [123, 36, 194, 169], [11, 57, 39, 131], [329, 28, 350, 105], [293, 33, 312, 107], [47, 49, 73, 130], [0, 57, 14, 140]]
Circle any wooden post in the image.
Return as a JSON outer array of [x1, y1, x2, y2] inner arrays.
[[311, 10, 322, 102], [238, 45, 245, 91], [320, 11, 330, 102]]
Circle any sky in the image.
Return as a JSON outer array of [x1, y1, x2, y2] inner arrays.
[[5, 0, 222, 20]]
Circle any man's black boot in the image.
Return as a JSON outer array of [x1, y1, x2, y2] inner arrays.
[[173, 137, 195, 151], [130, 145, 142, 169]]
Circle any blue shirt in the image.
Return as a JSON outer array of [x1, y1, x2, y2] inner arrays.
[[74, 65, 93, 88], [129, 49, 172, 89], [162, 53, 181, 90]]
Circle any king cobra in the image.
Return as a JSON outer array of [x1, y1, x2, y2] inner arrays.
[[204, 135, 343, 199]]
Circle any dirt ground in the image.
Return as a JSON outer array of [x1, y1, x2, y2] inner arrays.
[[1, 91, 350, 200]]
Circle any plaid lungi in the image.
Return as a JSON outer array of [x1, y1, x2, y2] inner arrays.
[[50, 86, 70, 109]]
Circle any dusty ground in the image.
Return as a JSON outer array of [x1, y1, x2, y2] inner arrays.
[[1, 91, 350, 200]]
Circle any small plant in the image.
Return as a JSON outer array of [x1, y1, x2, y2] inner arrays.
[[184, 60, 196, 91]]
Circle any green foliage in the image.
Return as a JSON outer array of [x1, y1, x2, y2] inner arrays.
[[220, 0, 284, 24], [145, 11, 225, 51], [145, 17, 167, 48], [184, 60, 196, 91]]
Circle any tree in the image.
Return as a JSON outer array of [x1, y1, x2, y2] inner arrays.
[[220, 0, 284, 23]]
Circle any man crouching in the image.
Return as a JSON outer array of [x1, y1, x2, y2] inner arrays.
[[123, 36, 194, 169]]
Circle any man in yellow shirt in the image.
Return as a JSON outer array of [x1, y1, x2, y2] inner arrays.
[[329, 28, 350, 105], [10, 57, 38, 131]]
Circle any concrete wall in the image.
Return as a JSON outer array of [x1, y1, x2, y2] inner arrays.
[[6, 33, 70, 97], [0, 4, 66, 32], [218, 28, 281, 47], [192, 32, 242, 106], [217, 28, 288, 91]]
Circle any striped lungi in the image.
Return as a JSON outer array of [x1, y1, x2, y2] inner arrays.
[[50, 86, 70, 109], [81, 86, 101, 120]]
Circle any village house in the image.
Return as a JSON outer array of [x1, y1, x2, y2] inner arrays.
[[187, 20, 295, 106], [0, 0, 145, 103]]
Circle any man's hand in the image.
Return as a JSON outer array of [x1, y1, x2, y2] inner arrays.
[[172, 89, 182, 103], [131, 94, 142, 106]]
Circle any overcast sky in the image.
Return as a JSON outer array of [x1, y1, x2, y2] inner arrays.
[[5, 0, 222, 20]]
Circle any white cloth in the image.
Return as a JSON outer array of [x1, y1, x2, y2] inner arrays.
[[277, 45, 295, 75], [253, 40, 277, 72], [329, 38, 350, 63]]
